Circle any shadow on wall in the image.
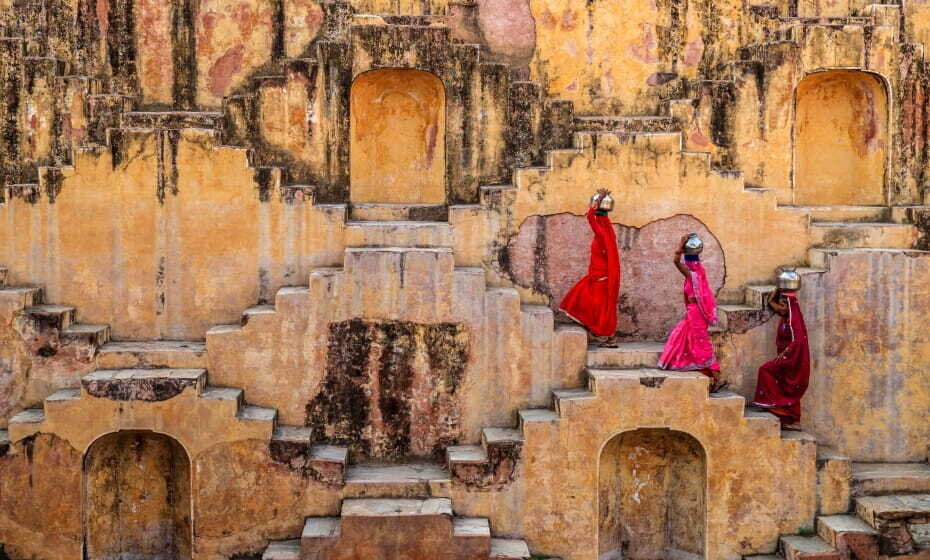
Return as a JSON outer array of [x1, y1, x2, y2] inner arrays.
[[506, 214, 725, 341]]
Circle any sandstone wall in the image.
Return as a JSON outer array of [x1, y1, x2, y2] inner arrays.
[[717, 249, 930, 462], [803, 249, 930, 462]]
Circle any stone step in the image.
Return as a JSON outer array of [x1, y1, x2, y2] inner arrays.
[[852, 462, 930, 496], [779, 205, 891, 222], [586, 368, 710, 395], [237, 404, 277, 425], [341, 497, 453, 517], [855, 494, 930, 554], [199, 386, 244, 411], [454, 517, 491, 539], [343, 462, 449, 498], [301, 516, 341, 557], [855, 493, 930, 529], [490, 538, 532, 559], [23, 304, 75, 330], [482, 427, 523, 448], [454, 516, 493, 557], [345, 220, 453, 248], [262, 539, 300, 560], [743, 409, 784, 438], [810, 222, 917, 249], [349, 203, 448, 222], [9, 408, 45, 426], [81, 368, 207, 401], [0, 286, 43, 307], [60, 323, 110, 346], [7, 408, 45, 441], [779, 535, 841, 560], [586, 341, 665, 369], [96, 340, 207, 369], [121, 111, 223, 129], [518, 408, 560, 430], [816, 514, 878, 550], [745, 284, 777, 308], [552, 388, 596, 415]]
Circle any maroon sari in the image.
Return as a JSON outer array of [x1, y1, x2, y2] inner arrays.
[[752, 292, 811, 424]]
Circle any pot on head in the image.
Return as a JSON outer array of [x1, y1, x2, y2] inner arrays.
[[590, 192, 615, 212], [683, 233, 703, 255], [776, 267, 801, 291]]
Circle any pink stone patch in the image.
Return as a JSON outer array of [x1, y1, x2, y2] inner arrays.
[[477, 0, 536, 67], [208, 45, 245, 98], [507, 214, 725, 341]]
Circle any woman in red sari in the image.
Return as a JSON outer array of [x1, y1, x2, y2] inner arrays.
[[560, 189, 621, 347], [752, 269, 810, 428], [658, 234, 724, 392]]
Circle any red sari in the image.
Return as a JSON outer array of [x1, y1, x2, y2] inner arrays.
[[559, 207, 621, 337], [752, 292, 811, 424]]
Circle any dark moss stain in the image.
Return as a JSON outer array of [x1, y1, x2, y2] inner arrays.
[[106, 0, 140, 97], [257, 268, 270, 304], [109, 127, 125, 169], [905, 208, 930, 251], [508, 81, 541, 169], [156, 129, 181, 203], [376, 321, 415, 459], [41, 167, 63, 203], [171, 0, 197, 109], [451, 437, 523, 490], [254, 167, 276, 202], [271, 0, 285, 61], [269, 439, 308, 471], [155, 256, 166, 316], [639, 375, 666, 388], [82, 376, 199, 401], [306, 318, 468, 462]]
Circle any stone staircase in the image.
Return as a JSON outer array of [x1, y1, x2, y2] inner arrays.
[[3, 365, 349, 484], [261, 498, 548, 560], [747, 459, 930, 560]]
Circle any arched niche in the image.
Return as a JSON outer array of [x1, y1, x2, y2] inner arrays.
[[794, 70, 888, 205], [598, 428, 706, 560], [84, 431, 192, 560], [350, 68, 446, 204]]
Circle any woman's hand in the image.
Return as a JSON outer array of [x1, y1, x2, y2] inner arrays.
[[676, 234, 688, 255], [768, 290, 789, 315]]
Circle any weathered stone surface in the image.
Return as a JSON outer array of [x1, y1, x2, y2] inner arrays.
[[0, 433, 82, 560], [506, 213, 724, 340], [81, 368, 205, 402], [85, 431, 191, 559]]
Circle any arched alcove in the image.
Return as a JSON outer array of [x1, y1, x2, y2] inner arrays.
[[794, 70, 888, 205], [84, 431, 192, 559], [598, 429, 706, 560], [350, 68, 446, 204]]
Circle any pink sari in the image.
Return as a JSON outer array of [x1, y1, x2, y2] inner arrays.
[[658, 260, 720, 372]]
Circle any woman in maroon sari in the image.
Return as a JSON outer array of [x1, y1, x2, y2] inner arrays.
[[560, 189, 621, 347], [752, 268, 811, 428]]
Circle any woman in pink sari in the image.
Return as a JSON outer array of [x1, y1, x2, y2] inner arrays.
[[658, 234, 724, 392]]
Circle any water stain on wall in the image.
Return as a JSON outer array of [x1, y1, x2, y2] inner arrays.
[[306, 318, 469, 462]]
